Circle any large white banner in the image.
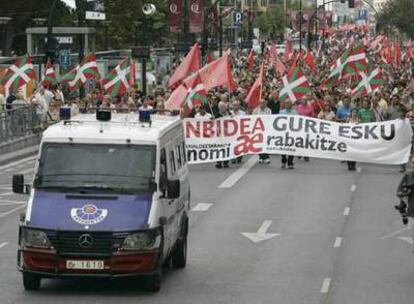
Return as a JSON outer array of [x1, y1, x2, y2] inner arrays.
[[184, 115, 413, 165]]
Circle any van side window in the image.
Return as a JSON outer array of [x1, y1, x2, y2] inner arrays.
[[181, 142, 187, 164], [176, 145, 182, 169], [170, 150, 176, 175], [160, 148, 168, 187]]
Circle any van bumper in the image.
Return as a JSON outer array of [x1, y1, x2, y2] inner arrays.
[[18, 249, 160, 279]]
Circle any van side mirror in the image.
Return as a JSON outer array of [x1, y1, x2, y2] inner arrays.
[[167, 179, 180, 199], [12, 174, 25, 194]]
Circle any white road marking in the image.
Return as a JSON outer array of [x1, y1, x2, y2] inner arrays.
[[20, 168, 34, 175], [334, 237, 343, 248], [0, 156, 36, 171], [192, 203, 213, 211], [0, 205, 26, 218], [350, 185, 357, 192], [343, 207, 350, 216], [219, 156, 258, 189], [0, 192, 13, 197], [241, 220, 281, 243], [381, 223, 413, 240], [321, 278, 331, 294], [357, 167, 362, 173], [0, 201, 26, 206], [4, 168, 13, 172], [397, 236, 414, 245], [0, 242, 8, 249]]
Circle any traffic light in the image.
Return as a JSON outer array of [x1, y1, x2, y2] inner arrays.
[[348, 0, 355, 8]]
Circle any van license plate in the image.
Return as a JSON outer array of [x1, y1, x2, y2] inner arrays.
[[66, 260, 104, 270]]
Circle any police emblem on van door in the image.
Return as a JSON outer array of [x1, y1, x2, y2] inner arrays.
[[70, 204, 108, 225]]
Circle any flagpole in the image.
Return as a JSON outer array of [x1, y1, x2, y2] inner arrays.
[[299, 0, 302, 54]]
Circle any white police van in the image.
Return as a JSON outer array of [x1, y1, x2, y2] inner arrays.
[[13, 109, 190, 292]]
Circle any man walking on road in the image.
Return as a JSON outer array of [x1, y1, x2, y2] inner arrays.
[[279, 101, 298, 169], [215, 102, 230, 169], [253, 99, 272, 164]]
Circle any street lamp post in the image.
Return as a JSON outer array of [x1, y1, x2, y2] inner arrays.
[[0, 17, 12, 56], [46, 0, 59, 63], [133, 21, 140, 46], [102, 20, 111, 50]]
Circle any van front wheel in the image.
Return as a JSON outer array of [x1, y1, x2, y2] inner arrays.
[[171, 235, 187, 269], [144, 271, 162, 292], [23, 273, 41, 291]]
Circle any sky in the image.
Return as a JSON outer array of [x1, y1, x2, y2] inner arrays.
[[60, 0, 76, 10]]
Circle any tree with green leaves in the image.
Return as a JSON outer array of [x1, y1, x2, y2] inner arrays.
[[376, 0, 414, 38]]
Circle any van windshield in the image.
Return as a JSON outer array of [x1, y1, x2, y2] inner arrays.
[[36, 143, 156, 194]]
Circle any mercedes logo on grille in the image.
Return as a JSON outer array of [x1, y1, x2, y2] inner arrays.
[[78, 234, 93, 249]]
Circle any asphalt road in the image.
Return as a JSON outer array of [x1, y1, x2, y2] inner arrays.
[[0, 155, 414, 304]]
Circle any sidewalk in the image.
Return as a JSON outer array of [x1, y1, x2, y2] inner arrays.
[[0, 134, 40, 167]]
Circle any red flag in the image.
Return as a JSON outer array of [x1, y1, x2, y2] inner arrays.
[[129, 58, 136, 87], [284, 39, 292, 62], [166, 84, 188, 110], [405, 39, 413, 63], [270, 43, 278, 65], [168, 42, 201, 89], [247, 49, 255, 71], [207, 53, 215, 63], [395, 43, 402, 66], [276, 55, 286, 76], [270, 43, 285, 76], [184, 51, 236, 92], [245, 64, 264, 109], [304, 52, 316, 71]]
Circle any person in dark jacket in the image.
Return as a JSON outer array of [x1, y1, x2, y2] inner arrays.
[[215, 101, 230, 169], [394, 170, 414, 225]]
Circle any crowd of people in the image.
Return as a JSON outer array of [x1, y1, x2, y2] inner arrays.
[[1, 27, 413, 172]]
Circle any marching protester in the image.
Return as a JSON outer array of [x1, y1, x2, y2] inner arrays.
[[346, 108, 361, 171], [317, 103, 336, 121], [336, 97, 352, 122], [215, 101, 230, 169], [296, 97, 316, 162], [279, 100, 298, 169], [231, 100, 246, 164], [253, 99, 272, 164]]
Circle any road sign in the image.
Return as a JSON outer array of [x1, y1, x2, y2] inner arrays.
[[233, 11, 243, 26], [86, 0, 106, 20], [357, 9, 368, 21], [56, 37, 73, 44], [59, 49, 71, 69]]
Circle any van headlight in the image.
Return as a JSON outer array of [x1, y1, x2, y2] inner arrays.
[[121, 231, 160, 250], [22, 228, 52, 249]]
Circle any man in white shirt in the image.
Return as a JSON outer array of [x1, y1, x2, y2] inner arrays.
[[253, 100, 271, 164], [194, 106, 212, 120]]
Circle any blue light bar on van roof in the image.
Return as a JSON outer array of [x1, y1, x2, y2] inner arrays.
[[139, 109, 152, 123], [59, 107, 71, 121]]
